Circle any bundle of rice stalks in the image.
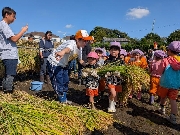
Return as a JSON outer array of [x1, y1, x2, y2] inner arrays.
[[17, 48, 40, 74], [17, 39, 39, 47], [0, 91, 113, 135], [96, 61, 150, 104]]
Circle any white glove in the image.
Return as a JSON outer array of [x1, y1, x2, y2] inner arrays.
[[105, 72, 111, 77], [91, 70, 98, 77], [113, 71, 121, 77], [82, 72, 88, 78]]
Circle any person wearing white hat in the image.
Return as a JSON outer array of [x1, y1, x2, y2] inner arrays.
[[47, 30, 93, 103]]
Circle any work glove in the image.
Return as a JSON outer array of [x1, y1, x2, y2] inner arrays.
[[91, 70, 98, 77], [82, 71, 88, 78], [113, 71, 121, 77]]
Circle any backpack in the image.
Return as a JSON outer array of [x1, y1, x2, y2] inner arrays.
[[160, 65, 180, 90]]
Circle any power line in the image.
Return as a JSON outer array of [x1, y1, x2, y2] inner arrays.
[[126, 22, 180, 33]]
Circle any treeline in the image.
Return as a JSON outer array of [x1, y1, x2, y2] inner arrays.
[[90, 26, 180, 52]]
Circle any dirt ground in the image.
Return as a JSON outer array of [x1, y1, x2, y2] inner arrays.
[[8, 74, 180, 135]]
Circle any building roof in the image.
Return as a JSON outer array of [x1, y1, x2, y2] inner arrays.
[[24, 31, 59, 38], [63, 36, 71, 40]]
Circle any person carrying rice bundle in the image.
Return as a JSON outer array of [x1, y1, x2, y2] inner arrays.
[[128, 49, 148, 100], [104, 42, 124, 112], [81, 52, 100, 109]]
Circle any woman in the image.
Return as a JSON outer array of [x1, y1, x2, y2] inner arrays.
[[39, 31, 54, 84]]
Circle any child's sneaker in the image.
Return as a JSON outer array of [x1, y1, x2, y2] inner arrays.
[[149, 95, 154, 104], [167, 114, 177, 125], [159, 106, 165, 115], [108, 99, 116, 113]]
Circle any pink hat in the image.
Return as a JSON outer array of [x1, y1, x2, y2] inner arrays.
[[154, 50, 167, 58], [110, 42, 121, 49], [120, 49, 127, 56], [87, 52, 99, 59], [168, 41, 180, 53]]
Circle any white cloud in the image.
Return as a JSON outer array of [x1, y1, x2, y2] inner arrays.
[[65, 24, 73, 28], [126, 8, 150, 19]]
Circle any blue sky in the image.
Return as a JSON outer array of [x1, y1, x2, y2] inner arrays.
[[1, 0, 180, 39]]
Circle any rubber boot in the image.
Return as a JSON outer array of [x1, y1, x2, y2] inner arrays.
[[58, 92, 67, 103], [2, 75, 14, 92], [108, 99, 116, 113], [149, 95, 155, 105], [40, 75, 44, 82]]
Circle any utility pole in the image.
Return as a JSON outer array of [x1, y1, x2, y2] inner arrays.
[[152, 19, 155, 33], [151, 19, 157, 49]]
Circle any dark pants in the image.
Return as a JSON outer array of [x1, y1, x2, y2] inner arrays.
[[47, 62, 69, 96], [68, 59, 77, 75], [2, 59, 18, 91], [78, 62, 83, 79], [40, 58, 48, 76]]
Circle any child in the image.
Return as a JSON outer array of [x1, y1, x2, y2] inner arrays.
[[158, 41, 180, 125], [47, 30, 93, 103], [105, 42, 124, 112], [129, 49, 148, 69], [81, 52, 99, 109], [128, 49, 148, 100], [120, 49, 127, 61], [0, 7, 28, 92], [149, 50, 167, 104], [95, 48, 105, 66], [95, 48, 107, 98]]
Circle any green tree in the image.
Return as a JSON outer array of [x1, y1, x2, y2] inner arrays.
[[167, 29, 180, 44], [90, 26, 128, 42], [139, 32, 166, 51]]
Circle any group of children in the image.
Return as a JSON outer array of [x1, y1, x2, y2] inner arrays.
[[76, 41, 180, 125], [1, 6, 179, 126]]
